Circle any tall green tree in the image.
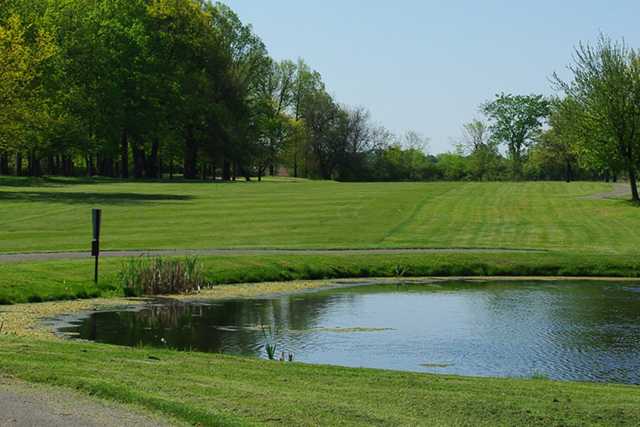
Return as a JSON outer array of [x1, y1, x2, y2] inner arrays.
[[554, 36, 640, 201], [482, 93, 550, 179], [460, 120, 501, 180], [0, 12, 56, 174]]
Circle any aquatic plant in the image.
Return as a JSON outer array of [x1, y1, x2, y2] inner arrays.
[[260, 323, 295, 362], [119, 256, 207, 297], [261, 324, 278, 360], [265, 343, 277, 360]]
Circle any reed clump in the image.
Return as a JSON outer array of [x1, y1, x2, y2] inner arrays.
[[120, 257, 206, 297]]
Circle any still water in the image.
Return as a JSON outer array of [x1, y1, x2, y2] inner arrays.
[[58, 281, 640, 384]]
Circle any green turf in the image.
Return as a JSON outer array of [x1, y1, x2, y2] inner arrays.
[[3, 177, 640, 424], [1, 176, 638, 254], [0, 336, 638, 426], [2, 252, 640, 304]]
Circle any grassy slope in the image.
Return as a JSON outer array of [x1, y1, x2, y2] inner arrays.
[[2, 252, 640, 304], [0, 336, 638, 426], [1, 177, 639, 254]]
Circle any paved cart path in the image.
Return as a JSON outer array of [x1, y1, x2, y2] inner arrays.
[[0, 247, 546, 264], [581, 183, 630, 200], [0, 379, 176, 427]]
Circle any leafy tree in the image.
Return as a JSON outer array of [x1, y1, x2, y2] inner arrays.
[[0, 13, 56, 173], [436, 152, 471, 181], [460, 120, 501, 180], [554, 36, 640, 201], [482, 93, 550, 179], [289, 59, 324, 177], [537, 97, 584, 182]]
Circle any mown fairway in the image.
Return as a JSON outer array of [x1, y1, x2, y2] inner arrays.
[[1, 176, 638, 254]]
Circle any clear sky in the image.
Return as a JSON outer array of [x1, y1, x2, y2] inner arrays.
[[220, 1, 640, 153]]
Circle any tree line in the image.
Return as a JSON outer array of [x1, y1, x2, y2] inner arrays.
[[0, 0, 393, 181], [1, 2, 639, 200]]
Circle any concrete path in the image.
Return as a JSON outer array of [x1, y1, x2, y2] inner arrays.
[[0, 379, 176, 427], [0, 247, 545, 264]]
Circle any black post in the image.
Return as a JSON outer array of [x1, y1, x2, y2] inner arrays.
[[92, 208, 102, 283]]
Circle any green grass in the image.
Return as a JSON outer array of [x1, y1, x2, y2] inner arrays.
[[0, 336, 638, 426], [1, 176, 639, 254], [3, 177, 640, 424], [2, 252, 640, 304]]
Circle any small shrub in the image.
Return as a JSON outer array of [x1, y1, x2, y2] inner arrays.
[[119, 256, 206, 297]]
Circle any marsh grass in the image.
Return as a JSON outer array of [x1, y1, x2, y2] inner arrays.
[[119, 257, 206, 297]]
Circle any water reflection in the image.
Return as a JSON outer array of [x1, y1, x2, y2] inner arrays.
[[60, 281, 640, 384]]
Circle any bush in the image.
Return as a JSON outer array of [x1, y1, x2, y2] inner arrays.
[[119, 257, 207, 297]]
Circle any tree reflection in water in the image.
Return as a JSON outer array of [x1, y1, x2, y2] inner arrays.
[[62, 281, 640, 384]]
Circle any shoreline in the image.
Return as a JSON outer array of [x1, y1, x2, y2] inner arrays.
[[4, 275, 639, 339]]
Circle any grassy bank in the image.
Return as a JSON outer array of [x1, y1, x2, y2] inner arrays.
[[0, 336, 638, 426], [1, 177, 639, 254], [2, 251, 640, 304]]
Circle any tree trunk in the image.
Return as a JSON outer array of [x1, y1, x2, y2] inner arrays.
[[28, 150, 42, 177], [86, 155, 94, 177], [15, 152, 22, 176], [0, 152, 9, 175], [46, 155, 55, 175], [62, 156, 73, 177], [222, 158, 231, 181], [629, 167, 639, 202], [147, 138, 160, 178], [55, 156, 61, 175], [132, 143, 145, 179], [183, 127, 198, 179], [120, 129, 129, 178], [101, 156, 114, 177], [169, 160, 174, 179], [293, 153, 298, 178], [237, 163, 251, 181], [565, 158, 573, 183]]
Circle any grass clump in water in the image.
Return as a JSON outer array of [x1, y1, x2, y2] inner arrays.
[[119, 257, 206, 297]]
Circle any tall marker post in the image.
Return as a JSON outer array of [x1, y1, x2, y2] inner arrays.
[[92, 208, 102, 283]]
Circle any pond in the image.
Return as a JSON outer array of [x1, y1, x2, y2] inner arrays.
[[57, 280, 640, 384]]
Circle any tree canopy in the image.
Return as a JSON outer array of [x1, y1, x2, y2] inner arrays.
[[1, 4, 639, 195]]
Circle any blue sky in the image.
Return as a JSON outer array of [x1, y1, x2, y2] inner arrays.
[[220, 1, 640, 153]]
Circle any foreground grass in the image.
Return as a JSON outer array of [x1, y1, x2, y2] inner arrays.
[[1, 177, 639, 254], [3, 251, 640, 304], [0, 336, 638, 426]]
